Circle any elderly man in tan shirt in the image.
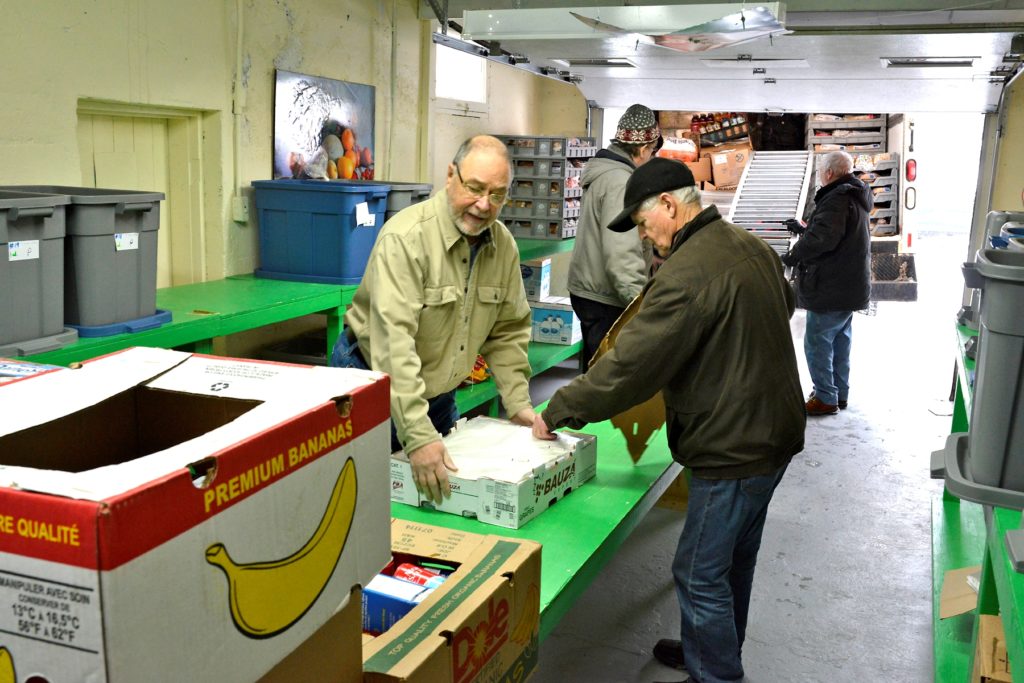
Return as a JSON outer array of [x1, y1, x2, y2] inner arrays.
[[331, 135, 536, 504]]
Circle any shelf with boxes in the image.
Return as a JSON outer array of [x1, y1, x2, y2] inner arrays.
[[499, 135, 597, 240], [853, 152, 901, 238], [806, 114, 887, 154]]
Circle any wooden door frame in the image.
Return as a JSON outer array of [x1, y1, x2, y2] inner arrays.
[[77, 100, 207, 284]]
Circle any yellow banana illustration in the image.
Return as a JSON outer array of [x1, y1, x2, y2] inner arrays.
[[0, 647, 14, 683], [206, 458, 358, 639], [509, 584, 540, 645]]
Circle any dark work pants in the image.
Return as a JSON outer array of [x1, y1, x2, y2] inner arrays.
[[569, 293, 625, 372]]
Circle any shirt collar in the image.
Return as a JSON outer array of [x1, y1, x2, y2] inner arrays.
[[671, 204, 721, 253]]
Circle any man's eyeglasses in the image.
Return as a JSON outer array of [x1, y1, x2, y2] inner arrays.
[[455, 163, 508, 206]]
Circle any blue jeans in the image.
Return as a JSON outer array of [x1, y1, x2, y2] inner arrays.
[[804, 310, 854, 406], [330, 329, 458, 452], [673, 464, 788, 683]]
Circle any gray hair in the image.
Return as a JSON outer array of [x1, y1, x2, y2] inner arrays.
[[821, 150, 853, 177], [452, 136, 515, 183], [638, 185, 702, 213]]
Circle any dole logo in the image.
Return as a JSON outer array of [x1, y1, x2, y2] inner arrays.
[[452, 596, 510, 683], [535, 463, 575, 497]]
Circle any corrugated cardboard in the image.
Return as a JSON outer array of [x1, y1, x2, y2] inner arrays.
[[939, 565, 981, 619], [530, 296, 582, 345], [706, 143, 752, 188], [685, 157, 712, 184], [391, 417, 597, 528], [0, 347, 391, 682], [363, 519, 541, 683], [520, 258, 551, 302], [972, 614, 1014, 682], [259, 586, 364, 683]]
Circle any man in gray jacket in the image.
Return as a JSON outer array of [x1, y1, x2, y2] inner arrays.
[[534, 159, 805, 683], [568, 103, 661, 369]]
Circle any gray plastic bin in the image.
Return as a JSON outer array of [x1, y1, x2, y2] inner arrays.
[[0, 191, 72, 350], [4, 186, 164, 328], [942, 248, 1024, 507], [382, 182, 432, 222]]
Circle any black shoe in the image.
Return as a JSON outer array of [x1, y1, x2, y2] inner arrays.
[[838, 399, 848, 409], [653, 638, 686, 671]]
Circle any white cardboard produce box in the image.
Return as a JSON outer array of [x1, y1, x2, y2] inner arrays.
[[529, 296, 582, 345], [520, 258, 551, 301], [390, 417, 597, 528], [0, 347, 392, 683]]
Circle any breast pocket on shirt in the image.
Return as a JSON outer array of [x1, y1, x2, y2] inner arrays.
[[418, 285, 459, 338], [475, 285, 506, 329]]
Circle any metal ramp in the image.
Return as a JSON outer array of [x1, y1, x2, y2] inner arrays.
[[728, 150, 815, 256]]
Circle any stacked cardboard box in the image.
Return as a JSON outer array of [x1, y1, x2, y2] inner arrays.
[[529, 296, 582, 345]]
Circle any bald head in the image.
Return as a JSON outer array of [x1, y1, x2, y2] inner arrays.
[[453, 135, 512, 174]]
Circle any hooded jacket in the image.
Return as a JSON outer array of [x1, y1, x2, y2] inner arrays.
[[545, 205, 806, 479], [782, 173, 872, 312], [567, 144, 648, 308]]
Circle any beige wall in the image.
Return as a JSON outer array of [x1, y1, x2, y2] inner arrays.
[[0, 0, 586, 282], [429, 59, 589, 189], [992, 75, 1024, 212]]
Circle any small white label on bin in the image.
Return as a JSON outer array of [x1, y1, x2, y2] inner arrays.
[[114, 232, 140, 251], [7, 240, 39, 262], [355, 202, 375, 227]]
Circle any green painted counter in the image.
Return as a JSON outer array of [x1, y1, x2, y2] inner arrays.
[[516, 237, 576, 262], [391, 415, 679, 642], [456, 341, 582, 415], [934, 323, 1024, 682], [17, 274, 356, 366]]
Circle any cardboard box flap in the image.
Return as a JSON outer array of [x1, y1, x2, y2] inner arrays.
[[0, 348, 388, 501], [0, 347, 190, 437]]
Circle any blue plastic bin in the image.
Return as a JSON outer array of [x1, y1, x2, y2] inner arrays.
[[252, 179, 390, 285]]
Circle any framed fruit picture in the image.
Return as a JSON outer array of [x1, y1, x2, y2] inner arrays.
[[273, 69, 376, 180]]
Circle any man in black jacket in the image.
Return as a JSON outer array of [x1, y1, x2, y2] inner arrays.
[[533, 159, 805, 683], [782, 151, 872, 416]]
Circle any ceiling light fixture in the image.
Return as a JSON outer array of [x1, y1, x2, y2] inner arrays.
[[882, 56, 977, 68], [553, 57, 637, 68], [703, 58, 808, 68]]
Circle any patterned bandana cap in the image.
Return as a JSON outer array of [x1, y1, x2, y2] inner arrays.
[[615, 104, 660, 144]]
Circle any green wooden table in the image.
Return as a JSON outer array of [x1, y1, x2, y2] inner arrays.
[[456, 341, 581, 415], [391, 414, 679, 642], [934, 324, 1024, 682], [16, 274, 356, 366]]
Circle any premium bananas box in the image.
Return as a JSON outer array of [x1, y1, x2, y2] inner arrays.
[[390, 416, 597, 529], [363, 519, 541, 683], [0, 347, 391, 683]]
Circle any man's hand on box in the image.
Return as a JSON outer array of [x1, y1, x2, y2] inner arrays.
[[409, 440, 458, 505], [510, 407, 536, 427], [532, 413, 557, 441]]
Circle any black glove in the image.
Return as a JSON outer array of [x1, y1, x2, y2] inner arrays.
[[784, 218, 806, 235]]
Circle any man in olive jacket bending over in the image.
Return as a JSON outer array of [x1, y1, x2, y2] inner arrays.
[[533, 158, 805, 683]]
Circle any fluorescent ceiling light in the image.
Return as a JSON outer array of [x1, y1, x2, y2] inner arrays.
[[882, 56, 977, 68], [552, 57, 637, 68], [702, 58, 808, 68]]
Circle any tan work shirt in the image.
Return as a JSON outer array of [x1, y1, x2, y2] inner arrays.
[[345, 190, 533, 453]]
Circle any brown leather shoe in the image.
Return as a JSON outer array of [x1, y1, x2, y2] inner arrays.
[[806, 395, 839, 416]]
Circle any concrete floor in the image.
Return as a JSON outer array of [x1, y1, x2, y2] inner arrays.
[[525, 230, 968, 683]]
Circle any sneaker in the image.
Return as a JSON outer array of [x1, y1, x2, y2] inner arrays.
[[806, 395, 839, 416], [653, 638, 686, 671]]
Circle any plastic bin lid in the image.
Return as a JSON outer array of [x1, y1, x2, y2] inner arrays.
[[976, 248, 1024, 282], [0, 190, 70, 209], [252, 179, 391, 192], [1, 185, 164, 203]]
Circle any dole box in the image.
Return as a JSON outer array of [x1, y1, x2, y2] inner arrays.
[[363, 519, 541, 683], [0, 347, 391, 682]]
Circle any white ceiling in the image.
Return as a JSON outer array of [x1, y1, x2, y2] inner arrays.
[[436, 2, 1024, 113]]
